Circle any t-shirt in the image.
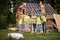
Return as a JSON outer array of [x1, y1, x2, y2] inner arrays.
[[18, 18, 23, 24], [32, 16, 36, 18], [24, 15, 30, 23], [41, 16, 46, 22], [36, 17, 42, 24]]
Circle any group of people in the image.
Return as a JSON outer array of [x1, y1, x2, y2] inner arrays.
[[16, 3, 46, 34]]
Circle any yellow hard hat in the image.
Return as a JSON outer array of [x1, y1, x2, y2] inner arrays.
[[23, 3, 26, 7], [41, 5, 45, 9]]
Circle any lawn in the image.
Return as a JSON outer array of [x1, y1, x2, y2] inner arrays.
[[0, 29, 60, 40]]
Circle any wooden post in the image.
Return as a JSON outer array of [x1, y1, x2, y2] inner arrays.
[[22, 14, 24, 32]]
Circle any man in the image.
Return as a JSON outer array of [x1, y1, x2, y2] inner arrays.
[[41, 14, 46, 33], [36, 16, 42, 33]]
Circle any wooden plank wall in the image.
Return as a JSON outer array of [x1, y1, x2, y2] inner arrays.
[[53, 14, 60, 32]]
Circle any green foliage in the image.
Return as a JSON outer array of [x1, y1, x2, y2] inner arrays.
[[44, 0, 50, 3], [0, 4, 9, 29], [0, 0, 16, 29], [0, 15, 8, 29], [55, 0, 60, 4], [8, 13, 16, 24], [16, 0, 22, 3], [54, 4, 60, 9], [55, 0, 60, 14]]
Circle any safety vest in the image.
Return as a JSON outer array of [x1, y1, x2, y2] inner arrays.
[[41, 16, 46, 22], [18, 18, 23, 24], [36, 17, 42, 24], [24, 15, 30, 23]]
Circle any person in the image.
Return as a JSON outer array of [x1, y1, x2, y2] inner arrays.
[[41, 14, 46, 33], [35, 16, 42, 34], [31, 14, 36, 33], [24, 14, 30, 32], [18, 16, 23, 33], [41, 5, 46, 15], [19, 3, 26, 14]]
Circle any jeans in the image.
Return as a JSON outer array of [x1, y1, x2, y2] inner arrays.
[[36, 24, 40, 32], [24, 22, 28, 26], [18, 24, 22, 33], [42, 22, 46, 33], [33, 24, 36, 32]]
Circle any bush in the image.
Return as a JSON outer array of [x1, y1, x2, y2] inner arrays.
[[0, 15, 8, 29], [54, 4, 60, 14], [54, 4, 60, 9], [55, 0, 60, 4]]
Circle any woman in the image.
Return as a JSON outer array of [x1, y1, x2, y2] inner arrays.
[[24, 14, 30, 32], [31, 14, 36, 33], [36, 16, 42, 33], [18, 16, 23, 33]]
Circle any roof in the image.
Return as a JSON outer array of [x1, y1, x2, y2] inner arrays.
[[44, 4, 57, 15], [25, 3, 57, 19]]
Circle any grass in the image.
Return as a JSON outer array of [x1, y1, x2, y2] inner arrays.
[[0, 29, 60, 40]]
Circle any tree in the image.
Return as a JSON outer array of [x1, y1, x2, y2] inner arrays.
[[0, 0, 10, 29], [54, 0, 60, 14], [0, 0, 16, 29]]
